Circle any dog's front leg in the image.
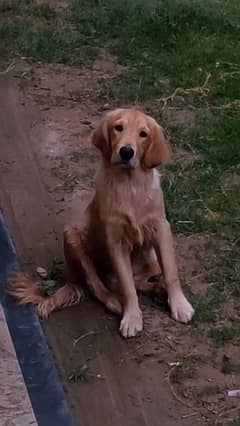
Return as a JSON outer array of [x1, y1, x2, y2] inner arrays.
[[153, 219, 194, 323], [110, 243, 143, 338]]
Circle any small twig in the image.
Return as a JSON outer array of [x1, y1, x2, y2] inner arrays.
[[166, 366, 192, 409], [232, 236, 240, 247], [0, 60, 15, 75], [73, 331, 101, 349], [214, 406, 240, 425], [159, 72, 211, 110], [187, 272, 204, 284], [135, 76, 143, 104], [182, 412, 198, 419], [211, 99, 240, 110]]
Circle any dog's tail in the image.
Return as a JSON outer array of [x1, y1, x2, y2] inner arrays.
[[8, 272, 82, 318]]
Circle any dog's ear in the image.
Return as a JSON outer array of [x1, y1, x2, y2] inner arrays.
[[91, 115, 111, 160], [92, 109, 126, 160], [143, 117, 171, 169]]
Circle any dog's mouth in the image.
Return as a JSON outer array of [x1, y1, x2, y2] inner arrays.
[[114, 158, 135, 168]]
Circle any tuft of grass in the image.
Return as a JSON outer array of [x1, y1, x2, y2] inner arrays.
[[190, 293, 218, 323], [222, 355, 240, 375], [69, 147, 99, 163], [68, 363, 89, 383], [0, 0, 56, 17], [30, 3, 57, 20], [49, 258, 65, 283], [208, 324, 240, 346], [171, 354, 203, 383], [227, 420, 240, 426]]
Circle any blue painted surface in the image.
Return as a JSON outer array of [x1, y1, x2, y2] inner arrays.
[[0, 211, 75, 426]]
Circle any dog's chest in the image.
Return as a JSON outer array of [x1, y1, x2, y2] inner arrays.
[[105, 186, 160, 246], [95, 168, 162, 245]]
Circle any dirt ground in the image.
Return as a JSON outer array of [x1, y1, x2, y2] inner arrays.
[[0, 59, 239, 426]]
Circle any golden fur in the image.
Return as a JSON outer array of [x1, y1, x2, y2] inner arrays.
[[9, 108, 194, 338]]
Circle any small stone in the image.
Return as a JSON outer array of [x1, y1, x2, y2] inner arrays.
[[102, 103, 109, 110], [36, 266, 48, 279]]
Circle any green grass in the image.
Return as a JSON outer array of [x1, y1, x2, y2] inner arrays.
[[70, 0, 240, 104], [0, 1, 97, 63], [208, 324, 240, 346], [221, 355, 240, 375], [0, 0, 239, 329], [162, 110, 240, 235], [171, 354, 203, 383]]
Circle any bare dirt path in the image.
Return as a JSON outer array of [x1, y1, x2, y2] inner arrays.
[[0, 70, 207, 425]]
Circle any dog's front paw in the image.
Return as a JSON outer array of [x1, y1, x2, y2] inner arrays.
[[120, 310, 143, 338], [169, 292, 194, 323]]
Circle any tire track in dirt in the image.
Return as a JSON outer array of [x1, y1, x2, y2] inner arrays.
[[0, 76, 61, 268]]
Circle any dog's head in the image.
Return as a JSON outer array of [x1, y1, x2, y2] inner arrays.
[[92, 108, 170, 169]]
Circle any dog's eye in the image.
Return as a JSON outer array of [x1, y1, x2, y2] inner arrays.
[[114, 124, 123, 132], [140, 130, 148, 138]]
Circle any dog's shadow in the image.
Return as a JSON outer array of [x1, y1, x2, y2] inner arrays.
[[140, 274, 169, 315]]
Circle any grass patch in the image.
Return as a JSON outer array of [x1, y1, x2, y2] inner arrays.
[[49, 258, 65, 283], [37, 258, 65, 295], [0, 1, 97, 63], [71, 0, 240, 104], [0, 0, 56, 18], [227, 420, 240, 426], [162, 110, 240, 234], [68, 363, 89, 383], [69, 147, 99, 163], [221, 355, 240, 375], [171, 354, 203, 383], [190, 293, 219, 323], [208, 324, 240, 346]]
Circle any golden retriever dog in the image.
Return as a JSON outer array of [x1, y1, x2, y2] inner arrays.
[[9, 108, 194, 338]]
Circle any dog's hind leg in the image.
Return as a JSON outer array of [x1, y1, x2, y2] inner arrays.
[[64, 225, 122, 315]]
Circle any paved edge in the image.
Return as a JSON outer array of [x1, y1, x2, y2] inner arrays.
[[0, 304, 38, 425], [0, 211, 75, 426]]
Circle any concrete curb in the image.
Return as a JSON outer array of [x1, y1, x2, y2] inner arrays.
[[0, 211, 75, 426]]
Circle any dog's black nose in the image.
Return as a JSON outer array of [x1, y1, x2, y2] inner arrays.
[[119, 146, 134, 161]]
